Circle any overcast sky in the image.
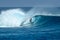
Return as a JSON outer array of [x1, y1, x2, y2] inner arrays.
[[0, 0, 60, 7]]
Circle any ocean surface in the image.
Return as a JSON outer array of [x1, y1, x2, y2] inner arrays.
[[0, 7, 60, 40], [0, 15, 60, 40]]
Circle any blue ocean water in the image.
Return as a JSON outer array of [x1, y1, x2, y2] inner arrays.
[[0, 15, 60, 40], [0, 7, 60, 40]]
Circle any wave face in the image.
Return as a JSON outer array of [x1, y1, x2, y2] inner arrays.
[[0, 7, 60, 40], [21, 15, 46, 26]]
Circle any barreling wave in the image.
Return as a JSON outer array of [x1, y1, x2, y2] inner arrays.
[[21, 7, 60, 27]]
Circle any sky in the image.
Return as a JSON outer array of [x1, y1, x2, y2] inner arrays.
[[0, 0, 60, 7]]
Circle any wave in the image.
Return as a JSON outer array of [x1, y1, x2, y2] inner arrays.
[[21, 15, 60, 27]]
